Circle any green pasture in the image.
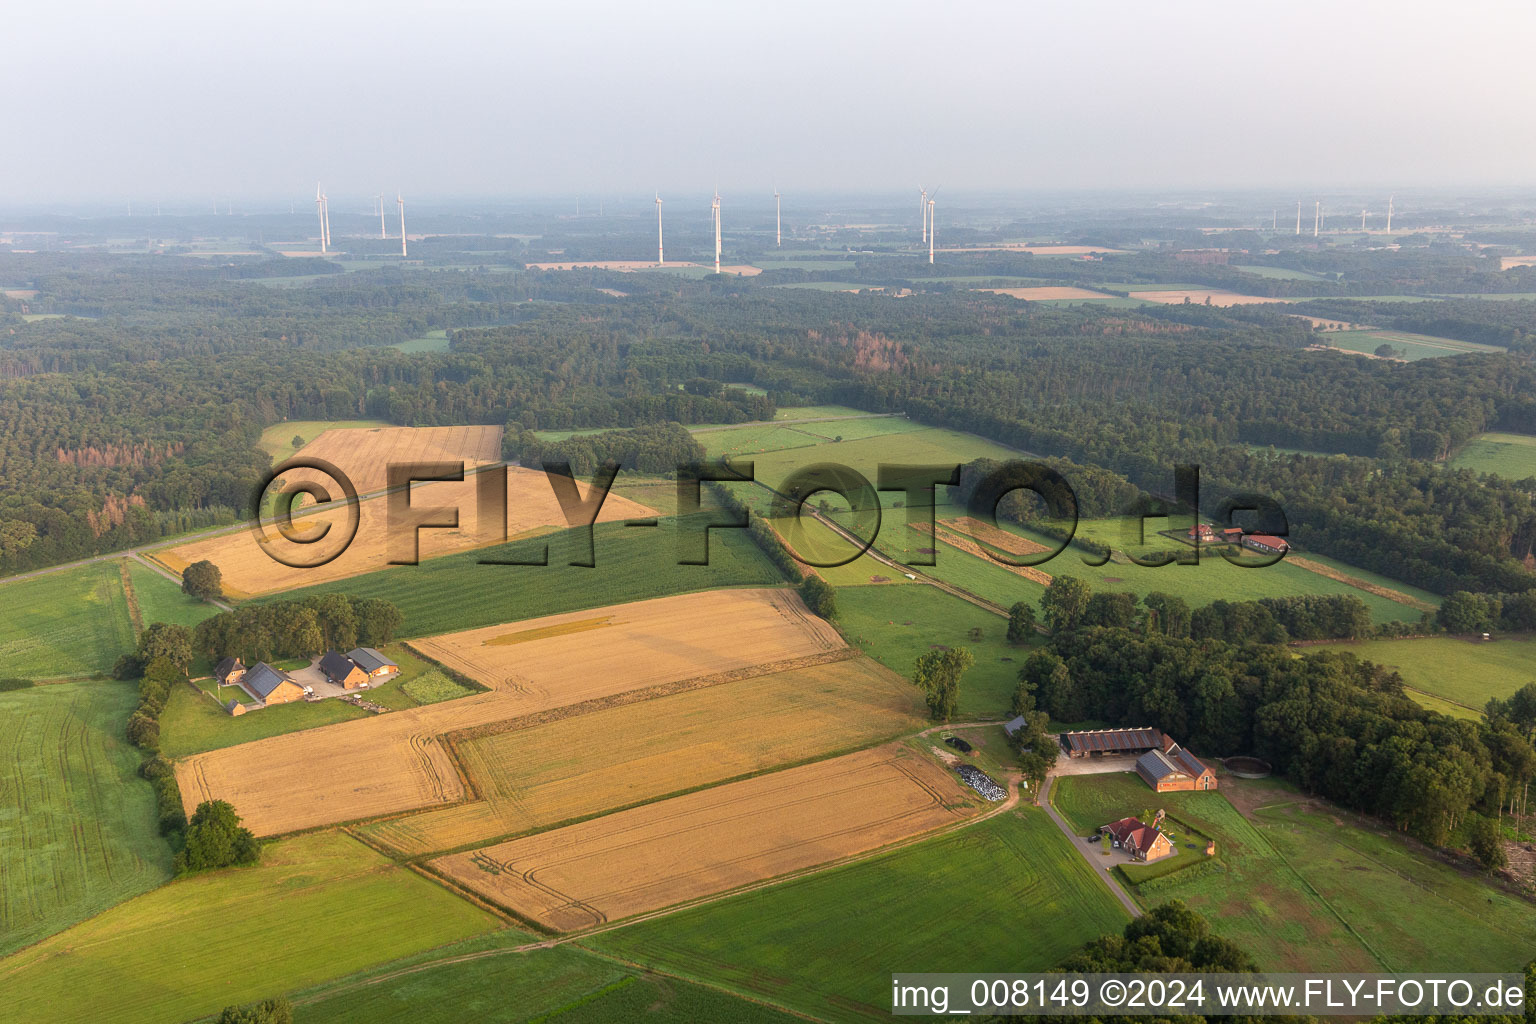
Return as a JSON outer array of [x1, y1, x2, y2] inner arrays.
[[0, 561, 136, 679], [1307, 634, 1536, 714], [1450, 431, 1536, 480]]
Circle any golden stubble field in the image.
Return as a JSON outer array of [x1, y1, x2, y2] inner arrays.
[[156, 465, 655, 597], [430, 743, 980, 931], [1131, 289, 1286, 307], [175, 589, 846, 836], [358, 655, 927, 856], [285, 424, 503, 495]]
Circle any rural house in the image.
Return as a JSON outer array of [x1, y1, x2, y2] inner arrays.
[[1187, 524, 1215, 542], [1135, 740, 1218, 792], [346, 647, 398, 679], [214, 657, 247, 687], [1100, 817, 1174, 862], [319, 651, 369, 690], [239, 663, 304, 706], [1060, 727, 1162, 758]]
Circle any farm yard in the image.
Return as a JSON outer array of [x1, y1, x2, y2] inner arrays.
[[1050, 773, 1536, 972], [431, 743, 980, 931], [176, 589, 845, 835], [0, 561, 136, 679], [358, 655, 925, 856], [1306, 634, 1536, 713], [0, 832, 499, 1024], [591, 809, 1129, 1021], [0, 682, 172, 957], [155, 465, 654, 597]]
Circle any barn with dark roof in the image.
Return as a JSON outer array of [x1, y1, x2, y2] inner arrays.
[[1136, 742, 1218, 792], [1060, 727, 1162, 758]]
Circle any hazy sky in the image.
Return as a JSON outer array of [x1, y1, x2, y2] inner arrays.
[[7, 0, 1535, 204]]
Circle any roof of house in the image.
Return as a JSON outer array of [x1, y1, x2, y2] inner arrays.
[[1172, 746, 1212, 778], [224, 698, 244, 714], [242, 663, 293, 699], [346, 647, 396, 673], [1063, 727, 1162, 753], [1003, 715, 1028, 736], [1136, 748, 1190, 782], [1103, 816, 1166, 851], [1246, 534, 1289, 548], [319, 650, 359, 682], [214, 657, 245, 683]]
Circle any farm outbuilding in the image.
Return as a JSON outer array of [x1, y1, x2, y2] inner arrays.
[[1060, 727, 1162, 758], [1242, 534, 1289, 555], [239, 663, 304, 706], [319, 651, 368, 689], [224, 699, 246, 717], [346, 647, 398, 679], [1135, 743, 1218, 792]]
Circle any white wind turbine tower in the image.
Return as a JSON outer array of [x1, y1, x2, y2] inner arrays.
[[322, 188, 332, 250], [315, 184, 328, 254], [377, 194, 387, 239], [1360, 208, 1367, 231], [654, 191, 666, 264], [711, 189, 722, 273], [1295, 201, 1301, 235], [928, 197, 937, 264], [397, 192, 407, 257], [919, 187, 928, 243], [774, 185, 782, 247], [1386, 195, 1394, 234], [1313, 201, 1320, 238]]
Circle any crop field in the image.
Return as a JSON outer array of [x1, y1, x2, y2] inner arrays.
[[0, 682, 172, 957], [390, 329, 450, 353], [0, 832, 499, 1024], [123, 559, 219, 629], [1306, 634, 1536, 713], [834, 583, 1033, 718], [938, 516, 1430, 625], [156, 467, 655, 598], [177, 590, 840, 835], [1323, 329, 1505, 361], [361, 655, 923, 856], [409, 587, 841, 692], [593, 809, 1129, 1021], [257, 419, 390, 460], [1450, 431, 1536, 479], [718, 425, 1022, 499], [285, 423, 503, 495], [974, 286, 1112, 300], [1232, 265, 1331, 280], [267, 516, 783, 638], [432, 743, 979, 931], [291, 940, 802, 1024], [0, 561, 135, 679], [1052, 773, 1535, 972], [1130, 288, 1291, 307]]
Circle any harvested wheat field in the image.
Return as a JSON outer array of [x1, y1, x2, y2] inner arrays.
[[359, 655, 925, 856], [1131, 289, 1286, 307], [974, 286, 1110, 301], [942, 516, 1053, 559], [409, 587, 841, 693], [941, 244, 1127, 255], [155, 467, 655, 597], [431, 743, 979, 931], [176, 589, 842, 835], [717, 265, 762, 276], [282, 424, 503, 495]]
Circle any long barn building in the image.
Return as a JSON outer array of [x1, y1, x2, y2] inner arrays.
[[1060, 727, 1162, 758]]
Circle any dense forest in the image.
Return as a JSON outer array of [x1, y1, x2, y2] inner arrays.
[[1, 251, 1534, 600]]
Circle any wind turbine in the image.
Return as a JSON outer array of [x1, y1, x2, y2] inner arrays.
[[1360, 208, 1367, 231], [774, 185, 782, 247], [655, 193, 664, 265], [711, 189, 722, 274], [1313, 201, 1320, 238], [377, 194, 387, 239], [316, 184, 328, 254], [1295, 201, 1301, 235], [397, 192, 407, 257], [928, 197, 937, 265], [1386, 195, 1394, 234], [919, 187, 928, 243]]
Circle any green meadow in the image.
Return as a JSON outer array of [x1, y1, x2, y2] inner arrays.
[[591, 809, 1129, 1021], [0, 561, 136, 679], [1308, 634, 1536, 713], [1450, 431, 1536, 480]]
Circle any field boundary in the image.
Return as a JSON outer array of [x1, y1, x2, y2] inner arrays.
[[914, 522, 1054, 587], [118, 560, 145, 635], [1286, 555, 1436, 612]]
